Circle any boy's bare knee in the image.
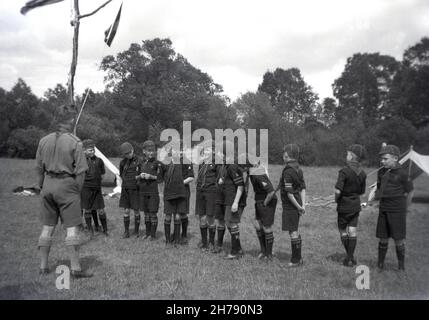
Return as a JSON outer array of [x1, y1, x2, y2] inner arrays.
[[394, 239, 404, 246], [347, 227, 357, 237], [262, 226, 272, 233], [379, 238, 389, 244], [199, 215, 207, 226], [289, 231, 299, 239]]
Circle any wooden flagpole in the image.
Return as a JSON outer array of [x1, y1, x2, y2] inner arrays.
[[68, 0, 80, 111], [68, 0, 113, 132]]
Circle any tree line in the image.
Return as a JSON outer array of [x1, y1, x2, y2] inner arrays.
[[1, 37, 428, 166]]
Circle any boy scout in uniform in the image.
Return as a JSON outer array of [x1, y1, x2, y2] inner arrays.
[[375, 144, 413, 271], [196, 143, 218, 250], [213, 160, 227, 254], [81, 139, 108, 236], [119, 142, 141, 238], [138, 140, 162, 240], [278, 144, 306, 267], [181, 151, 193, 245], [35, 106, 92, 278], [334, 144, 367, 267], [159, 146, 194, 246], [217, 150, 246, 259], [250, 163, 277, 261]]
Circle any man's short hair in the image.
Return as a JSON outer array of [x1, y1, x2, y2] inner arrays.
[[54, 104, 77, 130]]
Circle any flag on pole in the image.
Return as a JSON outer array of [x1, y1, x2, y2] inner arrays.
[[20, 0, 64, 15], [104, 2, 123, 47]]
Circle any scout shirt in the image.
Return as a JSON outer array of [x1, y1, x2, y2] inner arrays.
[[138, 157, 163, 195], [334, 161, 366, 214], [160, 160, 194, 201], [36, 132, 88, 177], [119, 155, 141, 189], [279, 160, 306, 211], [250, 173, 277, 203], [196, 162, 217, 193], [221, 164, 246, 206], [83, 155, 105, 188], [377, 163, 413, 213]]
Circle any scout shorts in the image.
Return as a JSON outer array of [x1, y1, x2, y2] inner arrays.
[[282, 208, 300, 232], [164, 197, 187, 216], [119, 187, 139, 211], [255, 198, 277, 227], [81, 187, 105, 210], [40, 176, 82, 228], [140, 194, 160, 214], [376, 210, 406, 240], [196, 191, 216, 217], [337, 211, 359, 230]]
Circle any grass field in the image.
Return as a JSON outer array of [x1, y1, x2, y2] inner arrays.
[[0, 157, 428, 300]]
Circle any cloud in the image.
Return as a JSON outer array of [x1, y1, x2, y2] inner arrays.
[[0, 0, 428, 101]]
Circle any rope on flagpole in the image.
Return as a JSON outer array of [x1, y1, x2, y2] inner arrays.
[[73, 88, 90, 135]]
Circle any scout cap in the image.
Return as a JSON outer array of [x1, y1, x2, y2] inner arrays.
[[284, 144, 300, 160], [348, 144, 366, 160], [120, 142, 133, 155], [142, 140, 156, 150], [379, 144, 400, 157], [83, 139, 95, 149]]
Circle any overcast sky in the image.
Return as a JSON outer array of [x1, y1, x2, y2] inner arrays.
[[1, 0, 428, 102]]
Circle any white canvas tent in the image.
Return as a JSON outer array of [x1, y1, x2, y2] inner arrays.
[[367, 148, 429, 202], [94, 146, 122, 197], [399, 149, 429, 175]]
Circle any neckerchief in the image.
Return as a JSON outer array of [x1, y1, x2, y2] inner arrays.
[[198, 162, 208, 188], [166, 161, 175, 187]]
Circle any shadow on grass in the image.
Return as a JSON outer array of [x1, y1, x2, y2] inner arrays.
[[0, 282, 43, 299], [56, 255, 103, 271], [326, 252, 346, 263], [412, 196, 429, 203], [274, 251, 291, 262]]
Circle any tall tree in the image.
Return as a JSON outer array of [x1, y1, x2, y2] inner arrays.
[[258, 68, 319, 124], [100, 38, 224, 141], [0, 79, 40, 131], [388, 37, 429, 126], [332, 53, 400, 125], [320, 97, 337, 127]]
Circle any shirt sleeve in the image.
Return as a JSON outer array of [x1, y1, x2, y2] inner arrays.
[[99, 158, 105, 175], [376, 169, 383, 190], [157, 162, 167, 182], [300, 171, 306, 190], [137, 159, 142, 175], [228, 165, 244, 186], [360, 172, 367, 195], [334, 169, 346, 191], [401, 170, 414, 193], [119, 160, 124, 178], [35, 139, 44, 175], [283, 170, 295, 193], [73, 141, 89, 176], [260, 175, 274, 193], [182, 164, 194, 179]]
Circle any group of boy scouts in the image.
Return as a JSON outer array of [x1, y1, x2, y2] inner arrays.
[[35, 107, 414, 278]]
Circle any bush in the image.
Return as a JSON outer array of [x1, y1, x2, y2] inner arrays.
[[6, 126, 47, 159]]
